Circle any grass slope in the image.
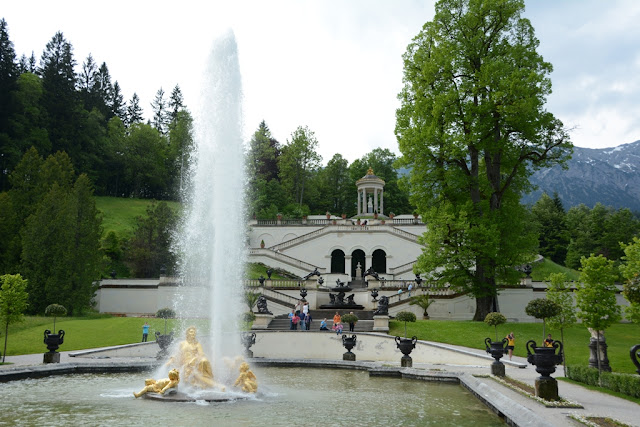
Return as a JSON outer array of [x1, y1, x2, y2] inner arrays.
[[95, 196, 180, 238]]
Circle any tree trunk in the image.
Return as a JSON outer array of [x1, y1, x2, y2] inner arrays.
[[473, 296, 493, 321]]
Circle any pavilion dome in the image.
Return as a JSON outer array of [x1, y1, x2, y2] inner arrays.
[[356, 168, 385, 186]]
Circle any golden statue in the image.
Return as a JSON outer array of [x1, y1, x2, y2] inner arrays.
[[234, 362, 258, 393], [167, 326, 224, 390], [134, 369, 180, 398]]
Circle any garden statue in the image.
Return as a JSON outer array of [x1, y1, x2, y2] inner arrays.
[[374, 296, 389, 315], [134, 369, 180, 398], [234, 362, 258, 393], [256, 295, 272, 314], [166, 326, 224, 391]]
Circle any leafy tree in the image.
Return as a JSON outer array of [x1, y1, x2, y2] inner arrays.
[[484, 312, 506, 342], [620, 237, 640, 323], [127, 201, 178, 277], [565, 204, 640, 269], [0, 273, 29, 363], [575, 254, 621, 379], [531, 193, 569, 264], [318, 153, 353, 215], [0, 192, 20, 272], [21, 173, 102, 315], [123, 123, 167, 198], [395, 311, 416, 338], [167, 110, 194, 196], [44, 303, 67, 332], [395, 0, 572, 320], [525, 298, 561, 341], [545, 272, 576, 375], [279, 125, 321, 208]]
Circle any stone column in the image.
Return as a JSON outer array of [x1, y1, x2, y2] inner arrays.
[[380, 191, 384, 215], [374, 188, 378, 214], [357, 189, 362, 215], [345, 255, 353, 280]]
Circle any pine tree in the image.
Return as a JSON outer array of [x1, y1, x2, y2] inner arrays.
[[151, 87, 169, 135], [168, 84, 184, 126], [126, 93, 143, 127], [111, 81, 126, 121]]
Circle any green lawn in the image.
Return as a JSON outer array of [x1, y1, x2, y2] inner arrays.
[[389, 319, 640, 374], [4, 315, 639, 376]]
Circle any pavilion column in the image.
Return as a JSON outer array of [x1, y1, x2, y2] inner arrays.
[[374, 188, 378, 214], [357, 189, 362, 215], [345, 255, 353, 279], [380, 191, 384, 215]]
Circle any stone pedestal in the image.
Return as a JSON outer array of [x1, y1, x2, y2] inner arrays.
[[589, 338, 611, 371], [491, 361, 505, 377], [251, 313, 273, 330], [401, 355, 412, 367], [43, 352, 60, 363], [373, 315, 389, 332], [343, 352, 356, 361], [535, 377, 559, 401]]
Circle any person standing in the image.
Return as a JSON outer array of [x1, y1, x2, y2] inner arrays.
[[291, 312, 300, 330], [142, 321, 150, 342], [408, 283, 413, 297], [348, 311, 356, 332], [544, 334, 554, 347], [288, 310, 295, 330], [299, 311, 307, 331], [506, 332, 515, 360], [305, 312, 312, 331], [333, 311, 341, 327]]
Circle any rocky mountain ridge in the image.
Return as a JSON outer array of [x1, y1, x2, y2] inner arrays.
[[524, 140, 640, 212]]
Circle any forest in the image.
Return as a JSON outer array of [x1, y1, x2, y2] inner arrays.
[[0, 18, 639, 315]]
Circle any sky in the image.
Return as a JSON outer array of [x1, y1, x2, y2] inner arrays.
[[3, 0, 640, 164]]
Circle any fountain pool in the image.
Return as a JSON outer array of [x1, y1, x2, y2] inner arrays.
[[0, 367, 503, 426]]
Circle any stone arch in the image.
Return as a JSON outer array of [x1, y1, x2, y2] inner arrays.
[[351, 249, 366, 279], [330, 249, 345, 274], [372, 249, 387, 274], [282, 233, 299, 243], [257, 233, 275, 248]]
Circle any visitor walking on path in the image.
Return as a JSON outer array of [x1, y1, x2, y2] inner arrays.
[[142, 322, 150, 342], [291, 312, 300, 330], [288, 310, 295, 330], [348, 311, 356, 332], [506, 332, 515, 360], [305, 312, 312, 330]]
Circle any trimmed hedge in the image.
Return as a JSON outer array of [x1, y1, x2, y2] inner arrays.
[[566, 365, 640, 398]]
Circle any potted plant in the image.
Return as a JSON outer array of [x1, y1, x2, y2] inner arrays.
[[155, 307, 176, 359], [394, 311, 417, 367], [43, 304, 67, 362], [341, 213, 347, 219], [483, 312, 508, 375], [524, 298, 563, 400], [409, 295, 433, 319], [389, 212, 395, 220], [260, 240, 265, 248], [326, 211, 331, 219], [373, 210, 378, 219]]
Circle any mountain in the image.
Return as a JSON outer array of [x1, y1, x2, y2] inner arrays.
[[524, 140, 640, 212]]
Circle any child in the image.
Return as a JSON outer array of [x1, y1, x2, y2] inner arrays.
[[333, 322, 343, 335], [320, 318, 328, 330]]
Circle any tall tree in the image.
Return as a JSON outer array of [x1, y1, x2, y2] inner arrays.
[[93, 62, 113, 119], [279, 125, 321, 208], [395, 0, 572, 320], [79, 53, 98, 110], [531, 192, 569, 264], [246, 121, 282, 216], [320, 153, 353, 215], [168, 84, 184, 125], [151, 87, 169, 135], [111, 81, 126, 121], [39, 32, 82, 160], [127, 201, 178, 277], [0, 18, 19, 191], [126, 93, 144, 127]]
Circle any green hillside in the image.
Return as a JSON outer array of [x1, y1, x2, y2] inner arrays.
[[95, 196, 181, 238]]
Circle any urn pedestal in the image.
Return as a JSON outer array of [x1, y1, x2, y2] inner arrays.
[[372, 315, 389, 332], [396, 336, 417, 367], [631, 344, 640, 375], [526, 340, 563, 401], [43, 329, 65, 364], [342, 335, 357, 361], [484, 337, 508, 377]]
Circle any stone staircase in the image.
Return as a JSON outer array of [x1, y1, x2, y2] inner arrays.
[[267, 309, 375, 332]]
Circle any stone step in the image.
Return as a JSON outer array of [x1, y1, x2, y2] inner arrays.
[[267, 319, 374, 332]]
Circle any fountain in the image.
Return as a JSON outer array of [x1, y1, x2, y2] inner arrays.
[[152, 29, 251, 400]]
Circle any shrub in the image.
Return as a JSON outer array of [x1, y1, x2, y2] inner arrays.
[[525, 298, 561, 341], [156, 307, 176, 335], [566, 365, 640, 398], [341, 313, 358, 325], [45, 304, 67, 332], [242, 311, 256, 323]]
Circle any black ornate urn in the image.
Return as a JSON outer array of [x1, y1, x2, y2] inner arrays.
[[258, 275, 265, 285], [370, 289, 379, 302], [44, 329, 65, 353], [266, 269, 273, 279], [395, 336, 417, 367], [242, 332, 257, 358], [43, 329, 65, 363], [300, 288, 308, 301], [526, 340, 563, 400], [342, 334, 357, 361], [631, 344, 640, 375], [155, 331, 174, 360], [484, 337, 508, 376]]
